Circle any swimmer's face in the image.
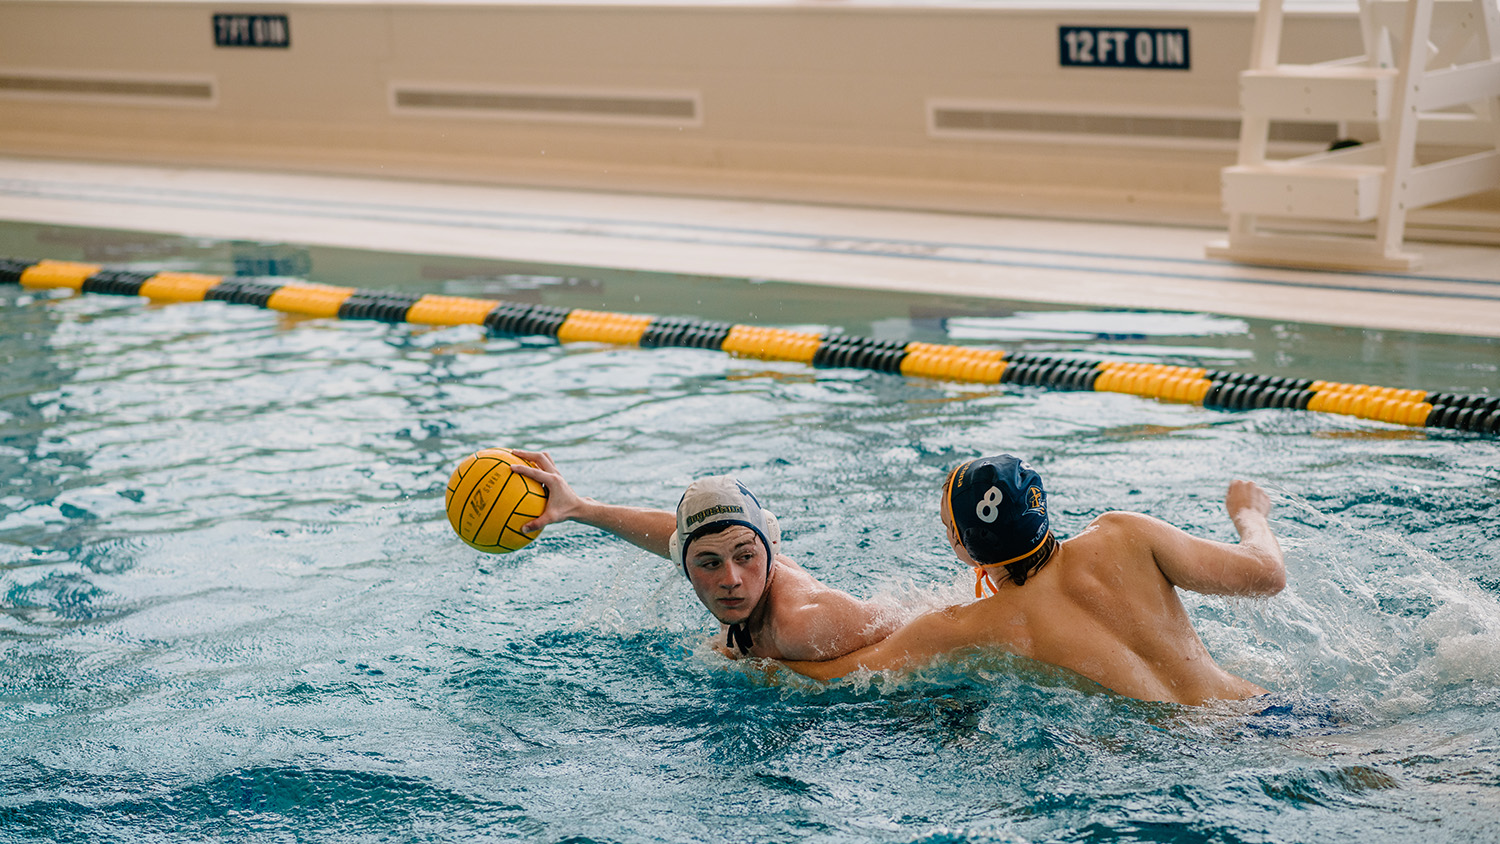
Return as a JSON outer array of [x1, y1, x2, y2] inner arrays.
[[683, 525, 769, 625], [940, 483, 978, 566]]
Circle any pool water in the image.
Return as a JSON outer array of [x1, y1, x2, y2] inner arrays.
[[2, 226, 1499, 843]]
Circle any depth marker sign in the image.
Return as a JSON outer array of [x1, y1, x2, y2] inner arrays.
[[1060, 26, 1189, 70], [213, 14, 291, 48]]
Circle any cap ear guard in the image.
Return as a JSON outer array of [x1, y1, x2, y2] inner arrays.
[[763, 511, 781, 557], [961, 525, 1000, 563], [972, 460, 1000, 489]]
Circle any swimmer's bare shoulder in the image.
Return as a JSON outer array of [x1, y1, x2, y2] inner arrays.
[[758, 556, 901, 662]]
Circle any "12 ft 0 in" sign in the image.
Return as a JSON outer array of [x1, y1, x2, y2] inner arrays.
[[1060, 26, 1190, 70]]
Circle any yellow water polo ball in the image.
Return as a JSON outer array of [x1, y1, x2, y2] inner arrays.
[[445, 448, 549, 553]]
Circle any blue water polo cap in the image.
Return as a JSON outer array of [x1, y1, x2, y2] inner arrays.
[[947, 455, 1053, 575]]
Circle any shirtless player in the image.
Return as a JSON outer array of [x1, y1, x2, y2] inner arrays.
[[778, 455, 1287, 705]]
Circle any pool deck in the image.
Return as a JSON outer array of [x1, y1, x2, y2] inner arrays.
[[3, 155, 1499, 339]]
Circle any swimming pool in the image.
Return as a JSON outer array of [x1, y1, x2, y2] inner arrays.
[[2, 224, 1499, 842]]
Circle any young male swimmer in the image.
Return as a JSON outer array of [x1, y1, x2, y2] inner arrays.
[[508, 450, 900, 661], [778, 455, 1288, 706]]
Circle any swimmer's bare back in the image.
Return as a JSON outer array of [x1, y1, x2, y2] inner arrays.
[[779, 481, 1285, 705]]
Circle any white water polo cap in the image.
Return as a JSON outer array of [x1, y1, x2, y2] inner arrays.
[[669, 475, 782, 577]]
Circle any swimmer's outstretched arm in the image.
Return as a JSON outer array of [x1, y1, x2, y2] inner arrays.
[[509, 449, 675, 559], [777, 603, 982, 681]]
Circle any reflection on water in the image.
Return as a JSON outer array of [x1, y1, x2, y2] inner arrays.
[[1, 226, 1498, 843]]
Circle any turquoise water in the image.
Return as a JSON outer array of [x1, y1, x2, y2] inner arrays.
[[2, 228, 1499, 843]]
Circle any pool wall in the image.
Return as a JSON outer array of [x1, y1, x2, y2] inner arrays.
[[2, 0, 1496, 239]]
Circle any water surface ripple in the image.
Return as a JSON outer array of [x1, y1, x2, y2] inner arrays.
[[2, 279, 1498, 844]]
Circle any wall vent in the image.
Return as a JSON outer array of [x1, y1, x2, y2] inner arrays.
[[0, 70, 215, 107], [392, 84, 701, 128], [928, 99, 1338, 148]]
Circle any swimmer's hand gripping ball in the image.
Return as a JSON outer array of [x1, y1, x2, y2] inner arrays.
[[445, 448, 549, 553]]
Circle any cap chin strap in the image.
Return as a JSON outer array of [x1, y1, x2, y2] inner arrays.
[[975, 567, 1002, 598], [727, 623, 754, 655]]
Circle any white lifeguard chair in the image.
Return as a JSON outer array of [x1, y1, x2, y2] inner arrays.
[[1207, 0, 1500, 271]]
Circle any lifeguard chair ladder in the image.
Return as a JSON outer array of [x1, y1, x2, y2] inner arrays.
[[1207, 0, 1500, 271]]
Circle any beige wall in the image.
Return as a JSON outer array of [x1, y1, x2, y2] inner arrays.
[[2, 1, 1490, 231]]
